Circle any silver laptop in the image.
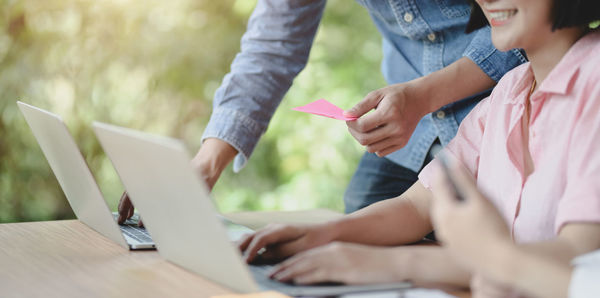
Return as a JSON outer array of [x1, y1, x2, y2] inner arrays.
[[17, 101, 155, 250], [92, 121, 412, 296]]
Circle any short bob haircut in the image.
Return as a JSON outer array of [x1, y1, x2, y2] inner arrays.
[[466, 0, 600, 33]]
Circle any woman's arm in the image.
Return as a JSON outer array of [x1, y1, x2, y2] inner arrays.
[[266, 241, 471, 286], [332, 181, 435, 245], [431, 161, 600, 298], [486, 223, 600, 298], [239, 181, 435, 262]]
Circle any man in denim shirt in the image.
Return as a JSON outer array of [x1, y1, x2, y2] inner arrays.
[[117, 0, 526, 222]]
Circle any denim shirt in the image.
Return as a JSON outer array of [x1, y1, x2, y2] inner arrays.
[[202, 0, 527, 173]]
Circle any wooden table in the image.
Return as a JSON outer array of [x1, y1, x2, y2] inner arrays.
[[0, 220, 232, 298], [0, 210, 469, 298]]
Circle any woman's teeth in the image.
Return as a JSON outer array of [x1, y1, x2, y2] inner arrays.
[[489, 10, 517, 21]]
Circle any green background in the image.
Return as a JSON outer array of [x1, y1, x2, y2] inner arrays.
[[0, 0, 386, 222]]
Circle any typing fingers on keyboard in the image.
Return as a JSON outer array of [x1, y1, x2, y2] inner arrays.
[[237, 233, 255, 252], [117, 192, 132, 224], [243, 225, 303, 264], [259, 238, 306, 262]]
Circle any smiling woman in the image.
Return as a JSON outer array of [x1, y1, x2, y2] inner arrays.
[[235, 0, 600, 294], [0, 0, 384, 223]]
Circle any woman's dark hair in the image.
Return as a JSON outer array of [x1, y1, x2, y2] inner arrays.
[[466, 0, 600, 33]]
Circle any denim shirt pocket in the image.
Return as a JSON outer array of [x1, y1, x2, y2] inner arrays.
[[434, 0, 471, 18]]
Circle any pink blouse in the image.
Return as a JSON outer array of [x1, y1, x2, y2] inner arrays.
[[419, 32, 600, 243]]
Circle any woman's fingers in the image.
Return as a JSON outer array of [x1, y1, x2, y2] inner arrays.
[[243, 225, 304, 263]]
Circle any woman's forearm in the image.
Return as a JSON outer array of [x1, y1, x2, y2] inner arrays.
[[393, 245, 471, 287], [474, 223, 600, 298], [478, 243, 572, 298], [328, 182, 434, 246]]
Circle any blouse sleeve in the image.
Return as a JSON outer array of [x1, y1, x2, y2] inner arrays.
[[418, 96, 491, 189], [556, 81, 600, 233]]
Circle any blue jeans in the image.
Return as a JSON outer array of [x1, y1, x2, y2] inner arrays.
[[343, 145, 436, 214]]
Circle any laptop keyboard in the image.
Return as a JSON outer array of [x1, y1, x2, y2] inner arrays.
[[120, 224, 152, 243], [112, 213, 153, 243]]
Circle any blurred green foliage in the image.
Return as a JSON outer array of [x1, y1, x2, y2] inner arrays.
[[0, 0, 385, 223]]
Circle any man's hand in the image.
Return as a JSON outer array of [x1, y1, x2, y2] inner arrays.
[[345, 57, 496, 157], [238, 223, 337, 264], [269, 242, 405, 285], [191, 138, 238, 190], [344, 83, 427, 157], [117, 138, 238, 226], [117, 192, 141, 226]]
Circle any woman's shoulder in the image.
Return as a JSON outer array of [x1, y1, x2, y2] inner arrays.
[[496, 62, 531, 89], [485, 62, 531, 106], [577, 33, 600, 83]]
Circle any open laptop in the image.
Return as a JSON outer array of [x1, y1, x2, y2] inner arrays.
[[17, 101, 155, 250], [92, 121, 412, 296]]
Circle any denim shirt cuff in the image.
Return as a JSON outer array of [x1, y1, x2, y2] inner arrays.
[[201, 108, 264, 172], [464, 47, 527, 82], [463, 28, 528, 82]]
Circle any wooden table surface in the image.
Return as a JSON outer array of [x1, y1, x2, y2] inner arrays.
[[0, 210, 469, 298], [0, 220, 233, 298]]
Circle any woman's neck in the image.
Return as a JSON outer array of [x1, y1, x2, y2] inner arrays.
[[526, 28, 586, 87]]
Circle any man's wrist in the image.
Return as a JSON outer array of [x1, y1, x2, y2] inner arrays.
[[410, 57, 496, 114], [192, 138, 238, 187], [405, 78, 437, 115]]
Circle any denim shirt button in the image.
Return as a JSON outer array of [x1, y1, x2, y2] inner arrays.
[[436, 110, 446, 119], [427, 33, 436, 42], [403, 12, 414, 23]]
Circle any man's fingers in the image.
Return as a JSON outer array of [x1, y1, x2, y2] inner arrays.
[[127, 204, 134, 220], [374, 143, 404, 157], [344, 91, 383, 118], [346, 110, 386, 134], [117, 192, 131, 224], [365, 137, 402, 155], [348, 123, 400, 147]]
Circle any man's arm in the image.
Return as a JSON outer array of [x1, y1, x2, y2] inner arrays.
[[345, 26, 527, 157], [200, 0, 327, 176], [191, 138, 238, 190], [118, 1, 326, 220], [345, 57, 496, 157]]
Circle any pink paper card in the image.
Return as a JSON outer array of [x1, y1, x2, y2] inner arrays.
[[292, 99, 357, 121]]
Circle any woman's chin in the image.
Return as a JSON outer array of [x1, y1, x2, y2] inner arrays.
[[491, 36, 517, 53]]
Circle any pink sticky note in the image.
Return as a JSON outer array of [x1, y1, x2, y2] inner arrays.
[[292, 99, 357, 121]]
